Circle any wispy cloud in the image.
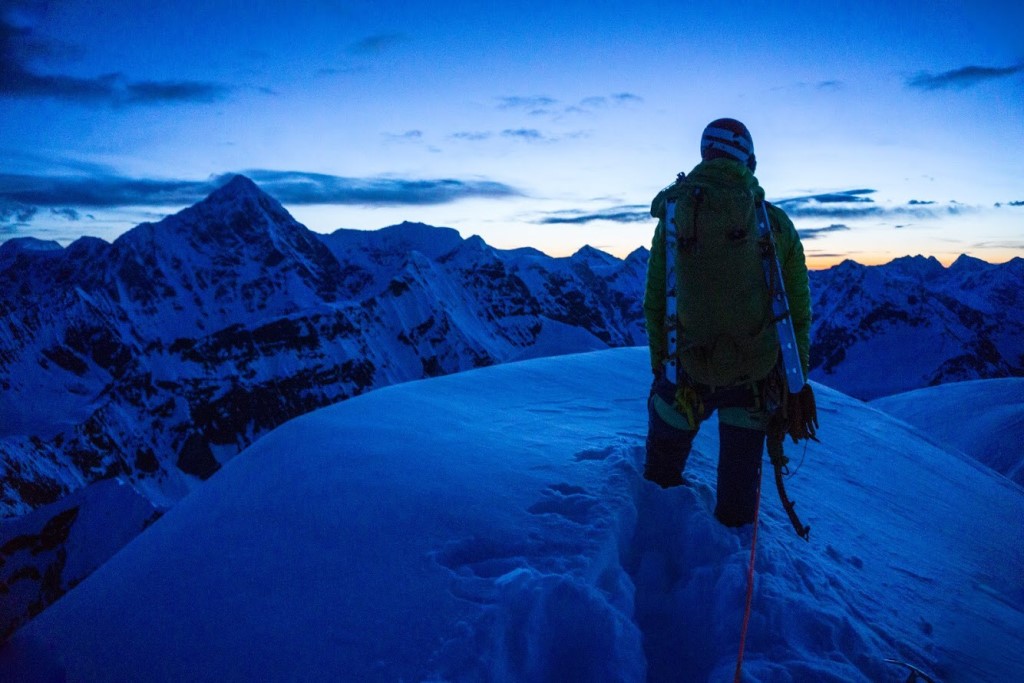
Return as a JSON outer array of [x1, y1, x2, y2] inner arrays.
[[497, 96, 558, 114], [450, 131, 493, 142], [0, 199, 38, 227], [776, 189, 979, 220], [502, 128, 547, 142], [0, 170, 524, 210], [497, 92, 643, 117], [907, 63, 1024, 90], [383, 130, 424, 143], [972, 240, 1024, 250], [347, 33, 409, 56], [0, 17, 232, 105], [995, 200, 1024, 207], [534, 205, 650, 225], [797, 224, 851, 240], [771, 80, 844, 93], [237, 171, 521, 206], [50, 207, 83, 220], [776, 190, 879, 218]]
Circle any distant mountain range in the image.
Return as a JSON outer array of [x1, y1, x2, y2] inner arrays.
[[1, 175, 1021, 638], [808, 253, 1023, 399]]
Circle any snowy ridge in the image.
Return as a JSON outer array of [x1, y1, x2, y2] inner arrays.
[[808, 254, 1024, 399], [871, 377, 1024, 486], [2, 349, 1020, 682]]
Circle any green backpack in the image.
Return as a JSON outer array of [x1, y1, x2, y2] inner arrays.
[[660, 161, 779, 387]]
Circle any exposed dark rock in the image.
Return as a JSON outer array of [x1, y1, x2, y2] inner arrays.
[[176, 435, 220, 480]]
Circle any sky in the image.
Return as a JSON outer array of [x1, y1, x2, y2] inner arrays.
[[1, 0, 1022, 268], [2, 349, 1022, 681]]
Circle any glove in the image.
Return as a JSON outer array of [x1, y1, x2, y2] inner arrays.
[[787, 384, 819, 443]]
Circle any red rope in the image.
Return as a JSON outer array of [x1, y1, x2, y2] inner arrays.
[[733, 463, 764, 683]]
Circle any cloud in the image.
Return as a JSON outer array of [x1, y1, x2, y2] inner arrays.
[[995, 200, 1024, 207], [0, 17, 232, 105], [0, 170, 524, 209], [123, 80, 228, 104], [534, 205, 650, 225], [797, 224, 851, 240], [346, 33, 409, 56], [450, 131, 493, 141], [776, 190, 878, 218], [907, 63, 1024, 90], [575, 93, 643, 110], [497, 92, 644, 117], [0, 199, 38, 226], [771, 80, 845, 93], [611, 92, 643, 104], [231, 171, 522, 206], [383, 130, 424, 143], [972, 240, 1024, 250], [50, 207, 81, 220], [497, 96, 558, 113], [501, 128, 546, 142], [776, 189, 980, 220]]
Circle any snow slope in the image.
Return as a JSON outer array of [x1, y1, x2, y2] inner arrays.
[[2, 348, 1022, 682], [0, 479, 160, 639], [871, 377, 1024, 486]]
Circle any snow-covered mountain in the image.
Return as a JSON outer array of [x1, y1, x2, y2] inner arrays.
[[871, 377, 1024, 487], [1, 348, 1020, 682], [0, 177, 646, 636], [0, 177, 648, 515], [2, 175, 1020, 641], [808, 255, 1024, 400]]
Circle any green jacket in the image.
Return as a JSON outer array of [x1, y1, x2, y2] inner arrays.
[[643, 158, 812, 382]]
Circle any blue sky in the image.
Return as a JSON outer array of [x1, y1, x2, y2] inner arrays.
[[1, 0, 1022, 267]]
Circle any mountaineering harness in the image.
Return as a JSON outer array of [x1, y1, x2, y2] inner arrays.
[[663, 179, 813, 683]]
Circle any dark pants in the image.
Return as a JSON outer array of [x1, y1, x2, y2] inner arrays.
[[645, 375, 765, 527]]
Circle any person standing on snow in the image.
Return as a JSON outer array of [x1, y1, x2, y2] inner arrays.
[[642, 118, 816, 527]]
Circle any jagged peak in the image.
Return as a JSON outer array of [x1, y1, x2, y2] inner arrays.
[[437, 234, 502, 267], [570, 244, 620, 265], [624, 246, 649, 264], [888, 254, 941, 266], [949, 253, 990, 271], [885, 254, 945, 278], [211, 174, 263, 198], [196, 175, 285, 213]]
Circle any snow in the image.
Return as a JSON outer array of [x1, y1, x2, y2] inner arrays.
[[2, 348, 1022, 682], [871, 377, 1024, 486], [0, 479, 159, 638]]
